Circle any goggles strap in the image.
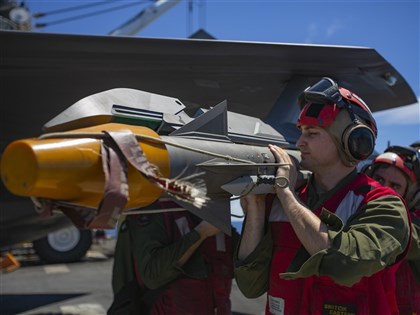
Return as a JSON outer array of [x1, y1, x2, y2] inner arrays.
[[339, 98, 358, 124]]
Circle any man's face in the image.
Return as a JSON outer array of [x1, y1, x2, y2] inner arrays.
[[372, 165, 408, 196], [296, 125, 340, 172]]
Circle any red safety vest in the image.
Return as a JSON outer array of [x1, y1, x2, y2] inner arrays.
[[145, 211, 234, 315], [267, 173, 408, 315], [395, 209, 420, 315]]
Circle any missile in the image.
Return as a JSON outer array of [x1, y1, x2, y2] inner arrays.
[[1, 88, 305, 234]]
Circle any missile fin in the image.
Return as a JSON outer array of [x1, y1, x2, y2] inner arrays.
[[170, 100, 230, 140], [172, 197, 232, 236], [221, 175, 276, 196]]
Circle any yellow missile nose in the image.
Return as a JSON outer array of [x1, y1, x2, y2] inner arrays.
[[1, 123, 170, 209], [1, 139, 39, 196], [1, 137, 104, 200]]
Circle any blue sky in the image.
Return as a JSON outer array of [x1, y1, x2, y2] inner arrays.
[[26, 0, 419, 153]]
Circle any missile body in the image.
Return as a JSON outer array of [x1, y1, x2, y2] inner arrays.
[[1, 88, 303, 233]]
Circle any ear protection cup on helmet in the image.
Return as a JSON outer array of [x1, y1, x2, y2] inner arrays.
[[338, 93, 377, 163], [342, 123, 376, 161]]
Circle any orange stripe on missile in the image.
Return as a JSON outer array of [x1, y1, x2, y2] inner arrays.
[[1, 123, 170, 209]]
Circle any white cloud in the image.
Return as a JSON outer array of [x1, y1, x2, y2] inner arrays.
[[373, 100, 420, 126], [304, 22, 318, 44], [305, 19, 342, 43], [326, 19, 342, 38]]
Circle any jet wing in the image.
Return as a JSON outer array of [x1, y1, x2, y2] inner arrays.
[[1, 30, 417, 149], [0, 30, 416, 246]]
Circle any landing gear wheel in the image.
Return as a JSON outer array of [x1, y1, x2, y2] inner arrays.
[[33, 226, 93, 263]]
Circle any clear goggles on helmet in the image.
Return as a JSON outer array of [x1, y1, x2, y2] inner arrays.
[[298, 77, 358, 124], [384, 145, 420, 183], [300, 77, 345, 107]]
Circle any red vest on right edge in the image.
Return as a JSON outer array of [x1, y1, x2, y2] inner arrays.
[[396, 209, 420, 315], [267, 173, 407, 315]]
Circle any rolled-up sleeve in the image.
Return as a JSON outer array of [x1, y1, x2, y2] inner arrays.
[[281, 195, 410, 287], [128, 215, 201, 289], [234, 228, 273, 298]]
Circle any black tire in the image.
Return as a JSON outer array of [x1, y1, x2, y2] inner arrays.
[[33, 226, 93, 263]]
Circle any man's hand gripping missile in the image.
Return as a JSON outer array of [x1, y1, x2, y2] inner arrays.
[[240, 144, 297, 215], [269, 144, 298, 192]]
